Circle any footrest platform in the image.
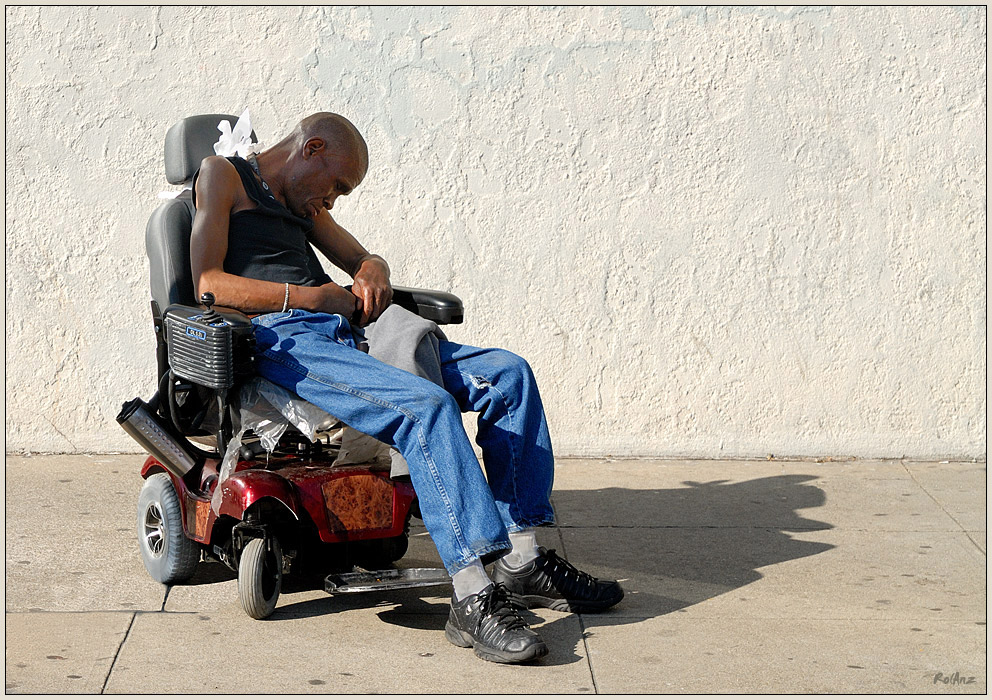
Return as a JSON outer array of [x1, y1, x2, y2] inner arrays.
[[325, 567, 451, 594]]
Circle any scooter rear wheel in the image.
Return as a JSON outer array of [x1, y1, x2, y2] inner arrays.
[[355, 532, 409, 569], [238, 537, 283, 619], [137, 473, 200, 584]]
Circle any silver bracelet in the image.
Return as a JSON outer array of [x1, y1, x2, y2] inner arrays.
[[281, 283, 290, 313]]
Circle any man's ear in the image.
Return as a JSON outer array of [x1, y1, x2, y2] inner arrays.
[[303, 137, 326, 159]]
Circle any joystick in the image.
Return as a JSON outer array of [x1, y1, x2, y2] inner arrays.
[[200, 292, 223, 323]]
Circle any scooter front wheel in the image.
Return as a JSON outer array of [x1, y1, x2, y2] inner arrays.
[[238, 537, 283, 619]]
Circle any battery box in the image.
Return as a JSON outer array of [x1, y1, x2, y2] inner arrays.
[[164, 305, 256, 390]]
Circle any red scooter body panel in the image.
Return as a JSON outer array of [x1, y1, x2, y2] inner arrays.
[[140, 456, 217, 544], [140, 453, 416, 545], [273, 463, 416, 543], [216, 468, 302, 521], [140, 455, 169, 479]]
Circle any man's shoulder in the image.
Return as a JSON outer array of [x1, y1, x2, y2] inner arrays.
[[197, 155, 241, 181], [193, 156, 248, 207]]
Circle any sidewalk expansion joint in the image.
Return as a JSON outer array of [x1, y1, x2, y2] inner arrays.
[[555, 526, 599, 694], [556, 524, 968, 533], [901, 460, 980, 553], [6, 609, 190, 615], [556, 524, 834, 532], [101, 611, 136, 694], [600, 614, 989, 623], [577, 614, 600, 694]]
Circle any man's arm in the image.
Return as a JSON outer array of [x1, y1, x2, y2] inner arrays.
[[190, 156, 359, 315], [308, 210, 393, 325]]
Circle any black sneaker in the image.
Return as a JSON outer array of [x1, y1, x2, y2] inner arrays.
[[444, 583, 549, 664], [492, 547, 624, 613]]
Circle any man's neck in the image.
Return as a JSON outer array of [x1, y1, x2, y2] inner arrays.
[[252, 149, 289, 207]]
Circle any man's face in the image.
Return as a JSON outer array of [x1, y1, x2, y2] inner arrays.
[[286, 144, 366, 220]]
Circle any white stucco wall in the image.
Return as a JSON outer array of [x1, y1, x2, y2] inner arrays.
[[4, 6, 986, 458]]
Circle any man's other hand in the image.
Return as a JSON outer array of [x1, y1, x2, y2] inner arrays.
[[351, 256, 392, 326]]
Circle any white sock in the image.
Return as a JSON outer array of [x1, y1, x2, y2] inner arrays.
[[451, 559, 491, 601], [501, 529, 540, 569]]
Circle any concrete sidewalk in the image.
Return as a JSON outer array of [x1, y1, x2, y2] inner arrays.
[[4, 455, 986, 694]]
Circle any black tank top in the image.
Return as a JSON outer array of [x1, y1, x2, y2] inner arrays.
[[191, 156, 331, 287]]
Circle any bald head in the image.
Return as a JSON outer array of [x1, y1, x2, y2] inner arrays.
[[260, 112, 369, 219], [292, 112, 368, 173]]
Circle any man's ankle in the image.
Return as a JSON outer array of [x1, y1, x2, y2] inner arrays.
[[451, 559, 491, 601], [500, 529, 540, 569]]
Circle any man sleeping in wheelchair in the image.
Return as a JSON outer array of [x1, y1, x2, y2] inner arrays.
[[188, 111, 622, 663]]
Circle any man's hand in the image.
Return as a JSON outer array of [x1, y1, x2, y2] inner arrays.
[[306, 208, 392, 325], [312, 281, 364, 318], [351, 256, 392, 326]]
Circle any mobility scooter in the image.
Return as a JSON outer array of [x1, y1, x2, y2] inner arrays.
[[118, 114, 461, 618]]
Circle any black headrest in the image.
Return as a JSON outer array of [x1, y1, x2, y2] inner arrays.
[[164, 114, 258, 185]]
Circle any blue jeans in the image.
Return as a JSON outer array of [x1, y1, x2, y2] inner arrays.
[[251, 310, 556, 575]]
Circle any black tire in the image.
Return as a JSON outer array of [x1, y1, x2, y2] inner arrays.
[[381, 532, 409, 563], [136, 473, 200, 584], [355, 533, 409, 569], [238, 537, 283, 619]]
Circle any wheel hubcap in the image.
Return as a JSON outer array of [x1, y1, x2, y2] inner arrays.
[[143, 502, 165, 557]]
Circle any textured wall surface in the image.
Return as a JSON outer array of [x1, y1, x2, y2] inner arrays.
[[4, 6, 987, 458]]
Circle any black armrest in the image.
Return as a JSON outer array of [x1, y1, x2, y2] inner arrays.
[[391, 286, 463, 325]]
